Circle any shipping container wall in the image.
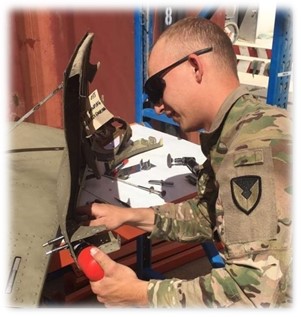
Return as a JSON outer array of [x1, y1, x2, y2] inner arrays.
[[9, 10, 136, 129]]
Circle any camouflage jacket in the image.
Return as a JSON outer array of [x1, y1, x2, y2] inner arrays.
[[147, 86, 292, 308]]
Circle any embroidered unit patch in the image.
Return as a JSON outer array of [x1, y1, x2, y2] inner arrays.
[[230, 175, 262, 215]]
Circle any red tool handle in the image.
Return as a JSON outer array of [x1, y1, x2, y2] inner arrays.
[[77, 245, 105, 281]]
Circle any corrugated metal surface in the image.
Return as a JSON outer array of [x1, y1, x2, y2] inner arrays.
[[10, 10, 136, 129]]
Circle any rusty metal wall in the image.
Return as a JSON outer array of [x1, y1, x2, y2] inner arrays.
[[10, 10, 136, 129]]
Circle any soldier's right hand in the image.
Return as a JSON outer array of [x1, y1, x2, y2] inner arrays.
[[77, 203, 129, 230]]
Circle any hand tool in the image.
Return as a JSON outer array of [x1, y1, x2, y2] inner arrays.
[[43, 236, 104, 281], [106, 159, 129, 177], [104, 175, 166, 198], [116, 159, 155, 179], [73, 241, 104, 281], [148, 179, 174, 186], [167, 153, 199, 176]]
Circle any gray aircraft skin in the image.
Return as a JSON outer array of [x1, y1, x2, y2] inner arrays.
[[7, 123, 66, 307], [6, 33, 121, 308]]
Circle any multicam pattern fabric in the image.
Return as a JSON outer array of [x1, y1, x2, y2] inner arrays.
[[148, 86, 292, 308]]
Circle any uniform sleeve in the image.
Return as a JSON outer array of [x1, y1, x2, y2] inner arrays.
[[147, 265, 257, 308], [148, 197, 213, 243], [147, 254, 292, 308]]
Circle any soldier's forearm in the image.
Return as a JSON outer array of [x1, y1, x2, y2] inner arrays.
[[149, 201, 213, 242], [125, 207, 155, 232]]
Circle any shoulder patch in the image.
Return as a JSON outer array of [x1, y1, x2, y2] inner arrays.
[[230, 175, 261, 215]]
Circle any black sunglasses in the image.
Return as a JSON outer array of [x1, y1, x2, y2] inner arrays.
[[144, 47, 213, 105]]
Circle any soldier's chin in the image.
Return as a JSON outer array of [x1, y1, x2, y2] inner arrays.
[[180, 123, 195, 133]]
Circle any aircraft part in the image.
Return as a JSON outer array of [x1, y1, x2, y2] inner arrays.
[[7, 31, 165, 307], [6, 122, 65, 307]]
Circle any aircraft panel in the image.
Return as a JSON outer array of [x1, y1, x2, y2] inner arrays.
[[6, 122, 65, 307]]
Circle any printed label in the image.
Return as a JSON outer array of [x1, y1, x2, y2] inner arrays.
[[83, 89, 114, 136]]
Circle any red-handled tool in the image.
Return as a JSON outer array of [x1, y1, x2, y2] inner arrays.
[[43, 237, 105, 281], [73, 242, 105, 281]]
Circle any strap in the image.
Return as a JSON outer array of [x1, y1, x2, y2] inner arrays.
[[91, 117, 132, 161]]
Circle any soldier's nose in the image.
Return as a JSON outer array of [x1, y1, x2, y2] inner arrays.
[[154, 102, 165, 114]]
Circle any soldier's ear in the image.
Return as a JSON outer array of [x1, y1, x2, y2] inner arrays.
[[188, 54, 203, 83]]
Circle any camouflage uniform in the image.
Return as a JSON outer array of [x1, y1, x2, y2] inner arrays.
[[147, 86, 292, 308]]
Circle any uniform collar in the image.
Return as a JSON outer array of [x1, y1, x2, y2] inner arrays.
[[200, 86, 250, 156]]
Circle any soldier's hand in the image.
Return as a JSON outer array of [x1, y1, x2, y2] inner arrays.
[[89, 247, 149, 307], [76, 203, 129, 230]]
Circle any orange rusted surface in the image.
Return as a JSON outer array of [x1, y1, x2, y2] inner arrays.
[[10, 10, 136, 129]]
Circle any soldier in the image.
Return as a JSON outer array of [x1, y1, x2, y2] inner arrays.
[[79, 16, 292, 307]]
